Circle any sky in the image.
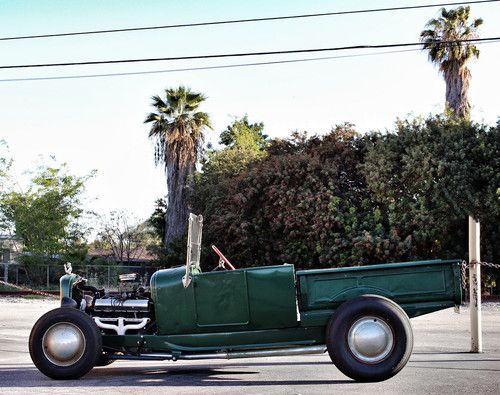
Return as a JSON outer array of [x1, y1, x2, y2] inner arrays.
[[0, 0, 499, 225]]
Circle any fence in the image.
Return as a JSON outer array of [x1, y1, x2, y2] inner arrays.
[[1, 263, 161, 291]]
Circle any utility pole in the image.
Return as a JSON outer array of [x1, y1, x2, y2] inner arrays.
[[468, 216, 482, 352]]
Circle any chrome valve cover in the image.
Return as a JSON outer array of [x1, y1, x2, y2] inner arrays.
[[93, 298, 149, 313]]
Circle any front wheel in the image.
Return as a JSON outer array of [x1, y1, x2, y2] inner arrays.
[[326, 295, 413, 382], [29, 308, 102, 379]]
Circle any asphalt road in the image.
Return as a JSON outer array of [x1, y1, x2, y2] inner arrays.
[[0, 297, 499, 395]]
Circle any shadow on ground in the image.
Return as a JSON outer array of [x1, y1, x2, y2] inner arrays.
[[2, 353, 499, 388], [0, 360, 353, 387]]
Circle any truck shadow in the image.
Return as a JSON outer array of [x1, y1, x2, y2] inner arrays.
[[407, 357, 500, 373], [0, 361, 355, 387], [412, 351, 476, 355]]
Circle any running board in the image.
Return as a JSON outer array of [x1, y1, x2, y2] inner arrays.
[[110, 345, 327, 361]]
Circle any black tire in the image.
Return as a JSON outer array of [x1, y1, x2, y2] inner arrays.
[[29, 307, 102, 379], [326, 294, 413, 382], [94, 352, 115, 367]]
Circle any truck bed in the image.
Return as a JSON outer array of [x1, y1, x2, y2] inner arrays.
[[297, 259, 462, 326]]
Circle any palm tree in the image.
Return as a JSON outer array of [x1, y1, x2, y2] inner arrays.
[[145, 86, 211, 245], [420, 6, 483, 118]]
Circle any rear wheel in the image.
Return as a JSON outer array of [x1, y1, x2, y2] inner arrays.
[[29, 308, 102, 379], [326, 295, 413, 382]]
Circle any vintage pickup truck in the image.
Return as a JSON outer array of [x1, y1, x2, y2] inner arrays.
[[29, 214, 462, 382]]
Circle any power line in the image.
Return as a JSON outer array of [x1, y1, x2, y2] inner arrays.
[[0, 37, 497, 70], [0, 49, 423, 83], [2, 39, 498, 83], [0, 1, 498, 42]]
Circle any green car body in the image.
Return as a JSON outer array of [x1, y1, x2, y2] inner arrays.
[[33, 214, 462, 381], [60, 258, 461, 353]]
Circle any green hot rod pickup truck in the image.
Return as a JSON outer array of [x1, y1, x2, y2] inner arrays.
[[29, 214, 462, 382]]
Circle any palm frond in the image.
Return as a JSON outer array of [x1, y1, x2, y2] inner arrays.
[[420, 5, 481, 67], [145, 86, 211, 169]]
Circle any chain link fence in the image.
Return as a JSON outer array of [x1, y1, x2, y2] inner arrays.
[[1, 260, 498, 296], [1, 262, 161, 292], [460, 260, 500, 289], [460, 260, 500, 299]]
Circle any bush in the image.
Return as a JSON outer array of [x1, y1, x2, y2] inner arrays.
[[193, 116, 499, 270], [362, 115, 499, 263]]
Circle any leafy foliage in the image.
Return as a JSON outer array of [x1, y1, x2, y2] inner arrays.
[[0, 140, 12, 180], [146, 198, 188, 267], [420, 6, 482, 67], [0, 140, 13, 232], [363, 115, 499, 263], [148, 198, 167, 241], [192, 116, 499, 270], [0, 163, 94, 258], [149, 234, 188, 268], [192, 116, 268, 224], [194, 124, 407, 269], [145, 86, 211, 170], [219, 115, 267, 148]]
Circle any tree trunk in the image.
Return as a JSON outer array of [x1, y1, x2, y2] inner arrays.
[[164, 161, 195, 246], [444, 61, 471, 118]]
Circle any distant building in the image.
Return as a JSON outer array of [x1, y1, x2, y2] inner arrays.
[[0, 234, 22, 264]]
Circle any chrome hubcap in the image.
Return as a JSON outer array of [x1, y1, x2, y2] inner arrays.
[[42, 323, 86, 366], [347, 316, 394, 363]]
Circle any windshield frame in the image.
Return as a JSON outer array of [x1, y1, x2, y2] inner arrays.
[[182, 213, 203, 287]]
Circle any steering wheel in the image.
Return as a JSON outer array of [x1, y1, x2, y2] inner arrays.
[[211, 245, 236, 270]]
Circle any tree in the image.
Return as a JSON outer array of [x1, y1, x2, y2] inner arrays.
[[198, 115, 267, 192], [192, 116, 267, 238], [0, 140, 13, 233], [420, 6, 483, 118], [0, 163, 94, 257], [195, 124, 410, 269], [148, 198, 167, 242], [145, 86, 211, 246], [192, 116, 499, 270], [93, 211, 154, 264], [219, 115, 267, 148], [0, 140, 12, 181], [362, 115, 499, 264]]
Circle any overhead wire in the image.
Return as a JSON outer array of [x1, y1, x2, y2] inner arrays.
[[1, 39, 499, 83], [0, 37, 498, 70], [0, 0, 498, 41], [0, 49, 421, 82]]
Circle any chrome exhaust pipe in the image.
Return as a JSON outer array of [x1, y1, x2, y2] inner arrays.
[[226, 345, 326, 359], [112, 353, 175, 361], [110, 345, 326, 362]]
